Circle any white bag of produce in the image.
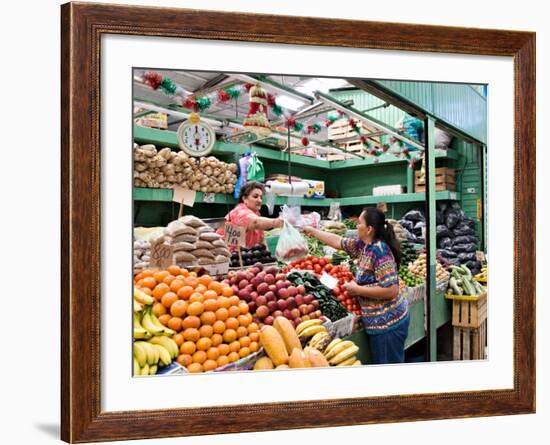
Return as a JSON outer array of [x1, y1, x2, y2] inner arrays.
[[275, 221, 308, 261]]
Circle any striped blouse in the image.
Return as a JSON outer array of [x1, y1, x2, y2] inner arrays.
[[341, 237, 408, 334]]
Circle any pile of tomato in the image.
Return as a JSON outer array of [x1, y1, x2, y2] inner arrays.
[[283, 258, 361, 316], [282, 256, 333, 275], [328, 265, 361, 316]]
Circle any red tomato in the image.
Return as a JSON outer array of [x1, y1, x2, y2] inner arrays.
[[333, 287, 341, 296], [313, 264, 322, 274], [324, 264, 333, 272]]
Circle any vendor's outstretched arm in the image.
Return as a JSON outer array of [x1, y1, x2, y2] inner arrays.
[[302, 226, 342, 250], [249, 217, 283, 231]]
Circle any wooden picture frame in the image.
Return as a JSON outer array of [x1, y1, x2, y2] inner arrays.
[[61, 2, 535, 442]]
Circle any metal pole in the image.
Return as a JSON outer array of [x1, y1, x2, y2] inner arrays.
[[424, 116, 437, 362], [287, 128, 292, 185]]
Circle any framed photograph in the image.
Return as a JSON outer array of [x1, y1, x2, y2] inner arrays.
[[61, 2, 535, 442]]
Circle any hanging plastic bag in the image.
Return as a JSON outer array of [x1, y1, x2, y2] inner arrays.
[[234, 154, 252, 200], [247, 152, 265, 182], [275, 221, 308, 261], [265, 190, 276, 216]]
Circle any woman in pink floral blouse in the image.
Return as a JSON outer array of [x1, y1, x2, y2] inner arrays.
[[217, 181, 283, 249]]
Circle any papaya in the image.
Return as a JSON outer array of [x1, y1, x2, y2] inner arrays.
[[259, 326, 289, 366], [253, 356, 274, 370], [288, 348, 310, 368], [273, 316, 302, 354]]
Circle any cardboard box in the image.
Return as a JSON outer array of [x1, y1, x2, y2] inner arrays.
[[372, 185, 405, 196]]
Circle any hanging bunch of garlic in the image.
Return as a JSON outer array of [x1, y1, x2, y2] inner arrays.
[[133, 143, 238, 192]]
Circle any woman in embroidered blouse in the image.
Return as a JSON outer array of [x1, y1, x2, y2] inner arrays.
[[303, 207, 409, 364], [218, 181, 283, 249]]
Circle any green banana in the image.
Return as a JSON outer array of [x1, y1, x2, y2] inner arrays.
[[133, 342, 147, 367], [153, 344, 172, 366]]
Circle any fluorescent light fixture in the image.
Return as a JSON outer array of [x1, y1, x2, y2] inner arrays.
[[275, 94, 305, 111], [296, 78, 350, 96]]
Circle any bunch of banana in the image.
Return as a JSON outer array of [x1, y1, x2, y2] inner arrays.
[[296, 319, 327, 340], [133, 336, 179, 376], [134, 287, 154, 305], [474, 266, 488, 282], [134, 306, 176, 340], [323, 338, 361, 366], [307, 330, 332, 352]]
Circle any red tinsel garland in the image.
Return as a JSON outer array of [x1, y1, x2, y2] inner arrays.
[[143, 71, 163, 90]]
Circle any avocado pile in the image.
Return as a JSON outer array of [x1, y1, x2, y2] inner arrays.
[[230, 244, 277, 267]]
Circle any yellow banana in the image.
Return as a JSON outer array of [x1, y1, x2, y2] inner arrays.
[[133, 357, 141, 376], [149, 336, 178, 359], [140, 363, 150, 376], [149, 311, 175, 337], [296, 319, 322, 336], [149, 365, 158, 375], [134, 300, 143, 313], [322, 338, 342, 357], [352, 360, 362, 366], [329, 345, 359, 365], [141, 311, 165, 336], [336, 355, 358, 366], [324, 340, 356, 360], [133, 342, 147, 367], [298, 325, 327, 339], [308, 331, 330, 349], [133, 313, 152, 339], [153, 344, 172, 366], [134, 287, 154, 305]]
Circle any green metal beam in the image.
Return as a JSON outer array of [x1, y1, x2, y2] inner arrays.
[[315, 91, 425, 151], [134, 187, 460, 206], [425, 116, 437, 362]]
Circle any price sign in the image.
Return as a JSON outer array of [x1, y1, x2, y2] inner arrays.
[[149, 242, 173, 269], [224, 223, 246, 247]]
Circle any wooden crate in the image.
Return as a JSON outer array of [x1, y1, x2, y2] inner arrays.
[[445, 292, 487, 328], [415, 167, 456, 193], [328, 119, 369, 141], [453, 320, 487, 360]]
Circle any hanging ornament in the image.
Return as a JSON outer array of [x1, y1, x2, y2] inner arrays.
[[226, 87, 241, 100], [217, 89, 231, 103], [243, 84, 272, 137], [271, 104, 283, 116], [360, 135, 367, 144], [307, 123, 322, 134], [182, 97, 198, 111], [402, 148, 411, 160], [382, 144, 390, 153], [267, 94, 277, 107], [285, 116, 297, 128], [160, 77, 177, 95], [244, 83, 254, 93], [301, 137, 310, 146], [143, 71, 163, 90], [293, 122, 304, 132], [196, 97, 212, 112]]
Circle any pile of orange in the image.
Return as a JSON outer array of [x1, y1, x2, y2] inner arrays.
[[135, 265, 260, 373]]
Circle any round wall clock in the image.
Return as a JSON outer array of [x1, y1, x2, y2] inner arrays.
[[176, 115, 216, 157]]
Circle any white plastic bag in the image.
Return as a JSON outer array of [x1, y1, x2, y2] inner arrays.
[[275, 221, 308, 261]]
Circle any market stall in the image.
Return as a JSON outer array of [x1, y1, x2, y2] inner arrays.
[[131, 70, 488, 374]]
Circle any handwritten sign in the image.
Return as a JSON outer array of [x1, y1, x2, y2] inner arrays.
[[172, 186, 196, 207], [224, 223, 246, 247], [149, 242, 173, 269]]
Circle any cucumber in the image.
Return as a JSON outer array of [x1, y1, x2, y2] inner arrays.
[[461, 264, 472, 280], [449, 277, 463, 295], [461, 277, 475, 296]]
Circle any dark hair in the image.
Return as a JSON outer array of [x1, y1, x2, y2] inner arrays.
[[238, 181, 265, 203], [361, 207, 401, 266]]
